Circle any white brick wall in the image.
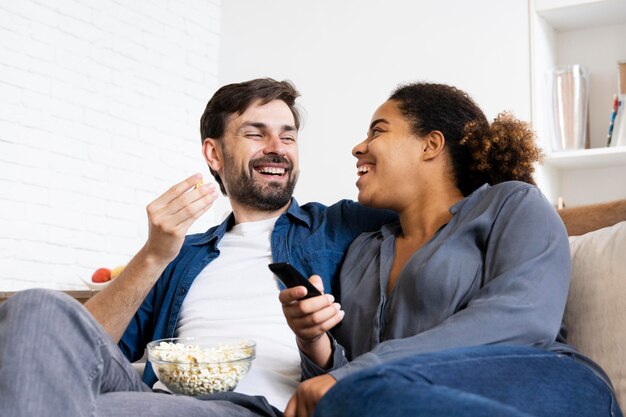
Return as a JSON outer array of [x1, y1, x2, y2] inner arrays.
[[0, 0, 222, 291]]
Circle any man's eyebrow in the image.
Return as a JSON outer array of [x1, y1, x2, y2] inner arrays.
[[369, 118, 389, 131], [240, 121, 297, 132], [240, 121, 267, 130]]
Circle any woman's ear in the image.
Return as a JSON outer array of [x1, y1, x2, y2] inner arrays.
[[422, 131, 446, 161], [202, 138, 222, 172]]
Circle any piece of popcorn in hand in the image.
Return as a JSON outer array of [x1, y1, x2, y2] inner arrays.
[[194, 178, 205, 189]]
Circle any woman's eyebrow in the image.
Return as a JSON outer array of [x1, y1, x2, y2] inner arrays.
[[369, 118, 389, 131]]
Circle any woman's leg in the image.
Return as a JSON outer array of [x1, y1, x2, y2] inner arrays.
[[316, 345, 622, 417], [0, 289, 150, 417]]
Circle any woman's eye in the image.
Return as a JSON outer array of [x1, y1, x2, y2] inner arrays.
[[372, 129, 383, 137]]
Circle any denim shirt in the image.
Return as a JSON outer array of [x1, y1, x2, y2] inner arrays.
[[118, 198, 396, 387]]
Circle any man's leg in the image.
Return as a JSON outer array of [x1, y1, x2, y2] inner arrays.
[[0, 289, 284, 417], [96, 391, 282, 417], [315, 345, 622, 417], [0, 289, 150, 417]]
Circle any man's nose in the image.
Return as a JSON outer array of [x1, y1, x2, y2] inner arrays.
[[264, 134, 286, 156]]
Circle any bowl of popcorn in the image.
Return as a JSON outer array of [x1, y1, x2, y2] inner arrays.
[[147, 337, 256, 396]]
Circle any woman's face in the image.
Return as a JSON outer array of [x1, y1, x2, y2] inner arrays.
[[352, 100, 426, 210]]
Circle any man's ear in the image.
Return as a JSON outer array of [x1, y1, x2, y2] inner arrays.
[[421, 130, 446, 161], [202, 138, 222, 172]]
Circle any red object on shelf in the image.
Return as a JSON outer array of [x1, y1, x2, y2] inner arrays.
[[91, 268, 111, 283]]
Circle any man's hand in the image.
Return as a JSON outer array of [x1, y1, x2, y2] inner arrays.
[[86, 174, 218, 341], [279, 275, 344, 367], [284, 374, 336, 417], [143, 173, 219, 265]]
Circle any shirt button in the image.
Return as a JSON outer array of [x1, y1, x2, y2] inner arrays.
[[178, 288, 186, 296]]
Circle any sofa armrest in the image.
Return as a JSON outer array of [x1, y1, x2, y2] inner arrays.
[[558, 199, 626, 236]]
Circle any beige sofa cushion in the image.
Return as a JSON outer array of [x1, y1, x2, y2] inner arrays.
[[565, 221, 626, 408]]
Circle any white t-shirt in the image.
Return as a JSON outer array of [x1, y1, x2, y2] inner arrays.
[[175, 216, 301, 410]]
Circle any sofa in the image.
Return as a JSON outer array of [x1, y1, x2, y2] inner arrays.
[[3, 198, 623, 410], [558, 199, 626, 409], [123, 199, 626, 408]]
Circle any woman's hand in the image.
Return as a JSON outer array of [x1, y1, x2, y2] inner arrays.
[[284, 374, 337, 417], [279, 275, 344, 367]]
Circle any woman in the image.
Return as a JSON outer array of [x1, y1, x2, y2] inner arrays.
[[279, 82, 622, 417]]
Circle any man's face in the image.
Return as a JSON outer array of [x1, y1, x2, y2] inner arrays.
[[210, 99, 299, 211]]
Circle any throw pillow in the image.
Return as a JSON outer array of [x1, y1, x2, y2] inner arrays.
[[565, 221, 626, 408]]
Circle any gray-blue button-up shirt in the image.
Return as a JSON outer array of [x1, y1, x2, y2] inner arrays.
[[301, 181, 608, 386]]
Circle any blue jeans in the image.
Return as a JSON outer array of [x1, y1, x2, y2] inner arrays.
[[316, 345, 623, 417], [0, 289, 282, 417]]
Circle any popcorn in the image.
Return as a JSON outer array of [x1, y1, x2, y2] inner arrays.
[[149, 341, 254, 396], [194, 179, 205, 189]]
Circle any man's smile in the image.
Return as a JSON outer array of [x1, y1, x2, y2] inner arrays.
[[255, 166, 287, 176], [251, 156, 292, 179]]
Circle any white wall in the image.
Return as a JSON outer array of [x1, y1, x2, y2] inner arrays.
[[218, 0, 531, 206], [0, 0, 221, 291], [0, 0, 534, 290]]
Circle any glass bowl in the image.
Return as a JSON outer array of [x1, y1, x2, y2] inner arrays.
[[147, 337, 256, 396]]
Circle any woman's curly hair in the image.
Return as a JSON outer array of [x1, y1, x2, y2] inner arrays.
[[389, 82, 543, 196]]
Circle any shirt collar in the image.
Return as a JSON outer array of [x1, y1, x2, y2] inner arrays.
[[191, 212, 235, 247], [283, 198, 311, 227], [379, 183, 492, 238], [449, 183, 490, 215], [190, 197, 310, 247]]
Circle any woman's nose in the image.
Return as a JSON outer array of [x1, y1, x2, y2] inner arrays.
[[352, 138, 368, 158]]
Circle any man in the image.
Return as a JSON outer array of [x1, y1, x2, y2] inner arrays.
[[0, 78, 395, 417]]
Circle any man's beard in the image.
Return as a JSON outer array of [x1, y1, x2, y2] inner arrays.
[[224, 155, 298, 211]]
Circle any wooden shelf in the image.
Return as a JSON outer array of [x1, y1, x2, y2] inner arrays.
[[0, 290, 96, 304], [543, 146, 626, 169], [535, 0, 626, 31]]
